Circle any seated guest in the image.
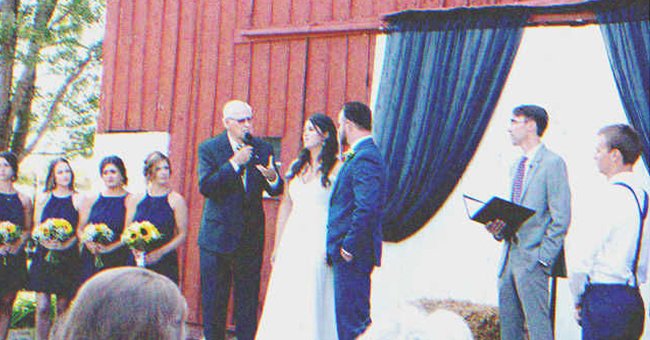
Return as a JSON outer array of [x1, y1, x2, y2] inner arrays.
[[570, 124, 649, 340], [53, 267, 187, 340]]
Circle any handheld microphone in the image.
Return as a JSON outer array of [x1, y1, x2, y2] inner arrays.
[[243, 132, 254, 146], [242, 132, 260, 164]]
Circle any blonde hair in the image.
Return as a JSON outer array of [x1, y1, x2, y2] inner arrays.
[[54, 267, 187, 340], [143, 151, 171, 181]]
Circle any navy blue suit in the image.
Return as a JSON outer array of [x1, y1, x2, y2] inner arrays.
[[198, 132, 283, 340], [327, 137, 386, 339]]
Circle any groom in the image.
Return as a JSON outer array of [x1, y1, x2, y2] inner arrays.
[[328, 101, 386, 339]]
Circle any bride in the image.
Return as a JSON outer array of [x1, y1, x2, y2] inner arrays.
[[256, 113, 339, 340]]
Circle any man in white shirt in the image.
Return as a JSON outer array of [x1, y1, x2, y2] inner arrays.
[[570, 124, 648, 340]]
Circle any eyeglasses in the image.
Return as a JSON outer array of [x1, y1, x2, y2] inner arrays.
[[229, 117, 252, 124], [510, 118, 529, 124]]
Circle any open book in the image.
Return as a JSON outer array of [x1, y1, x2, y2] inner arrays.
[[463, 194, 535, 239]]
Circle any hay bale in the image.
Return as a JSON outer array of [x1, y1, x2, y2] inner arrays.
[[360, 302, 473, 340], [418, 299, 500, 340]]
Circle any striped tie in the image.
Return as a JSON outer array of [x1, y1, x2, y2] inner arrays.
[[511, 156, 528, 204]]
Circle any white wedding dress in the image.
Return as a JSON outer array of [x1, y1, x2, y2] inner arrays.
[[256, 176, 337, 340]]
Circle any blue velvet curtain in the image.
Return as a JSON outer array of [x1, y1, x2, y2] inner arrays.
[[374, 8, 529, 242], [596, 0, 650, 172]]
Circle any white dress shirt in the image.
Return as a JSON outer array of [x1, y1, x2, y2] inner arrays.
[[570, 171, 650, 304]]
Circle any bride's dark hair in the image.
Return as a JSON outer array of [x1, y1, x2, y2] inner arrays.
[[286, 113, 338, 187]]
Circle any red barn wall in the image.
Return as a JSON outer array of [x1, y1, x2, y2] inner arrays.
[[99, 0, 592, 329]]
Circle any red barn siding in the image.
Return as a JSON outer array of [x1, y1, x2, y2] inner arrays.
[[99, 0, 594, 332]]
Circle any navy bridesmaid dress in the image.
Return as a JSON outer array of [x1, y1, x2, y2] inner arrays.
[[28, 194, 80, 297], [79, 194, 129, 284], [129, 193, 179, 284], [0, 192, 27, 297]]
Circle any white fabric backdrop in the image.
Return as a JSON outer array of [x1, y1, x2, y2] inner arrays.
[[369, 25, 650, 339]]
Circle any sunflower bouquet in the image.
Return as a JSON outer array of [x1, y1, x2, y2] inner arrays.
[[0, 221, 22, 265], [32, 218, 74, 264], [121, 221, 162, 267], [81, 223, 115, 268]]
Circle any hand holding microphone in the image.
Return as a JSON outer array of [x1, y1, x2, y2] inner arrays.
[[232, 144, 253, 167]]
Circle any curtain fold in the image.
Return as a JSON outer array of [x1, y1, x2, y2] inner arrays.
[[374, 8, 529, 242], [596, 0, 650, 172]]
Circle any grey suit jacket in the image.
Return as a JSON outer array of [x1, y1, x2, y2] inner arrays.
[[498, 145, 571, 277]]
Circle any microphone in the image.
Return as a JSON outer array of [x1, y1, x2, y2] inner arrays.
[[242, 132, 260, 164], [243, 132, 254, 146]]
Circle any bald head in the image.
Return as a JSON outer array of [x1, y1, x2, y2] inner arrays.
[[223, 100, 253, 121], [222, 100, 253, 143]]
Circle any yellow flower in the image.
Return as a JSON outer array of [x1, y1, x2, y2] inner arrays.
[[52, 218, 73, 235], [122, 221, 160, 249], [140, 222, 157, 243]]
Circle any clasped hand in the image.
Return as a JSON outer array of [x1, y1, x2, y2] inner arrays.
[[0, 239, 22, 255], [131, 249, 163, 265], [85, 241, 111, 255], [40, 239, 64, 251]]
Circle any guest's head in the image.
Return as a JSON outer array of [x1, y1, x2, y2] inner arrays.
[[595, 124, 641, 178], [143, 151, 171, 186], [222, 100, 253, 144], [99, 155, 128, 188], [509, 105, 548, 147], [288, 113, 339, 187], [338, 101, 372, 147], [55, 267, 187, 340], [45, 158, 75, 192], [0, 151, 18, 182]]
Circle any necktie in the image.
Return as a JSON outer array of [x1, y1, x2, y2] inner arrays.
[[511, 156, 527, 204], [235, 144, 247, 190]]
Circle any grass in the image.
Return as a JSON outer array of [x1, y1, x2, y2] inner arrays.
[[10, 291, 56, 329]]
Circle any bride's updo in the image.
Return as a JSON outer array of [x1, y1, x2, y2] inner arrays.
[[286, 113, 338, 187]]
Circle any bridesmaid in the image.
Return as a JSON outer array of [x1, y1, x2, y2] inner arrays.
[[124, 151, 187, 284], [0, 151, 32, 339], [28, 158, 81, 340], [77, 155, 130, 284]]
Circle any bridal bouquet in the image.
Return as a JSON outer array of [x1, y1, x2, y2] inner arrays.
[[32, 218, 74, 264], [121, 221, 162, 267], [0, 221, 21, 265], [81, 223, 114, 268]]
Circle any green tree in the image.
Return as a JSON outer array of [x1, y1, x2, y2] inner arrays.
[[0, 0, 104, 160]]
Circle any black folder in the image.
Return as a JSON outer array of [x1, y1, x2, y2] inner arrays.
[[463, 194, 535, 238]]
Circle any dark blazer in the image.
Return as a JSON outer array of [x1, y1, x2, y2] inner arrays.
[[327, 137, 386, 273], [197, 131, 284, 254]]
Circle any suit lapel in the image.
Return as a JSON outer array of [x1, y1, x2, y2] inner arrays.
[[218, 132, 246, 193], [519, 145, 545, 202], [330, 160, 348, 205], [330, 138, 374, 205]]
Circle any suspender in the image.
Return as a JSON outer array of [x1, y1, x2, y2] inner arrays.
[[613, 182, 649, 287]]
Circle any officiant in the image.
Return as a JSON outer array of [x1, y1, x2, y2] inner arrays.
[[197, 100, 284, 340], [485, 105, 571, 340]]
